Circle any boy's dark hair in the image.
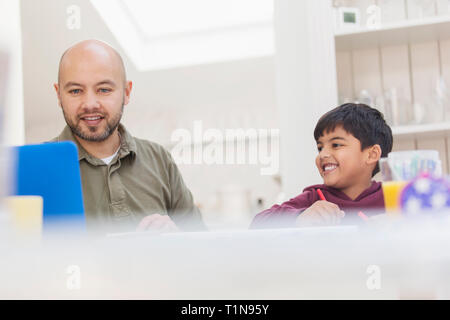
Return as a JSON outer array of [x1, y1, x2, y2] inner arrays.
[[313, 103, 393, 177]]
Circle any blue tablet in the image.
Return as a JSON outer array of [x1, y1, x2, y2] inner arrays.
[[11, 141, 85, 232]]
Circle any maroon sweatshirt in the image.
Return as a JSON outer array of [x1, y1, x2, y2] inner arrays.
[[250, 181, 385, 229]]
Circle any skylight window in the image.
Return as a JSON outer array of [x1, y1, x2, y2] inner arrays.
[[91, 0, 274, 71]]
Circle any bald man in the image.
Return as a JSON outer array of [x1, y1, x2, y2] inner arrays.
[[52, 40, 205, 234]]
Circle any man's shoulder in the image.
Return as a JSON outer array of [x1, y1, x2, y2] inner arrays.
[[132, 136, 167, 153], [132, 136, 173, 162]]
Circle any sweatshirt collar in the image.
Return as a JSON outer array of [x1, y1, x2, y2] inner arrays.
[[304, 181, 381, 202]]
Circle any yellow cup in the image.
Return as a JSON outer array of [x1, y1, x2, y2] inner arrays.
[[382, 181, 408, 215], [4, 196, 43, 238]]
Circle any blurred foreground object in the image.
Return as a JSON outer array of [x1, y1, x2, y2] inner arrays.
[[380, 150, 443, 215], [400, 174, 450, 215], [0, 49, 11, 230], [11, 142, 85, 232], [380, 150, 442, 182], [4, 195, 42, 238], [1, 220, 450, 299]]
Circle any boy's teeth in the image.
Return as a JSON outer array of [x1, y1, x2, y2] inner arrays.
[[324, 164, 337, 171]]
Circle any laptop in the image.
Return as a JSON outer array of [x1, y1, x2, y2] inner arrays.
[[11, 141, 86, 232]]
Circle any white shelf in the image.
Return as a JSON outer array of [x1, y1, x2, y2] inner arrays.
[[392, 121, 450, 138], [335, 16, 450, 51]]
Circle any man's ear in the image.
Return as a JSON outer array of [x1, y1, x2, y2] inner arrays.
[[54, 83, 62, 108], [123, 81, 133, 106], [366, 144, 382, 165]]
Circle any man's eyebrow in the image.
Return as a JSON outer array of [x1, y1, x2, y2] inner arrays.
[[96, 80, 116, 87], [63, 82, 84, 90]]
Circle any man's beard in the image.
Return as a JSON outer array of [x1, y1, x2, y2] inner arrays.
[[61, 104, 124, 142]]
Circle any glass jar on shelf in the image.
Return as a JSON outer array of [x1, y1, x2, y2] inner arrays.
[[383, 87, 414, 126], [415, 76, 449, 125], [434, 76, 450, 122], [338, 95, 354, 105], [357, 89, 374, 106]]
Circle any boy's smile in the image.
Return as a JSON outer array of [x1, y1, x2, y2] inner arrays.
[[315, 126, 374, 200], [322, 162, 338, 174]]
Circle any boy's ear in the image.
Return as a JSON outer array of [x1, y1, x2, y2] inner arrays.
[[366, 144, 382, 165]]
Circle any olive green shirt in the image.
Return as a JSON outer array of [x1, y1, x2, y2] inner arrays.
[[52, 124, 205, 233]]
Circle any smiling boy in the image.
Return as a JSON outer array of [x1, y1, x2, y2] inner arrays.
[[250, 103, 393, 228]]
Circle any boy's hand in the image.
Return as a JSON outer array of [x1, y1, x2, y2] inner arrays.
[[295, 200, 345, 227]]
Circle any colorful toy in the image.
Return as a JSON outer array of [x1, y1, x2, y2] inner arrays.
[[400, 174, 450, 215]]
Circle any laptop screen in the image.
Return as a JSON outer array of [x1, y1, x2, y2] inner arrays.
[[12, 141, 86, 231]]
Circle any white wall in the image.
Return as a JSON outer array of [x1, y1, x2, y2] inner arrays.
[[0, 0, 24, 146], [274, 0, 338, 198]]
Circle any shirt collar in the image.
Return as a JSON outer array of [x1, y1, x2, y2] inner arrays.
[[55, 123, 137, 164]]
